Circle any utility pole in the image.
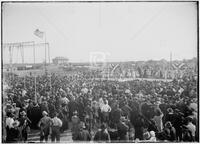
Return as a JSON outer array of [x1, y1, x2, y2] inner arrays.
[[19, 44, 26, 90], [170, 52, 172, 71], [170, 52, 172, 79], [9, 46, 13, 80]]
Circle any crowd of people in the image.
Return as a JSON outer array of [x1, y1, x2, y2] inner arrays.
[[2, 68, 198, 142], [97, 58, 197, 80]]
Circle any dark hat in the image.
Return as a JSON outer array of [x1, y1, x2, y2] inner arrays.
[[143, 131, 151, 140], [53, 112, 58, 117], [167, 108, 173, 113], [101, 123, 107, 130], [20, 111, 26, 116], [7, 112, 14, 117], [120, 116, 126, 122], [6, 104, 12, 109], [79, 121, 86, 129], [174, 108, 180, 112], [165, 121, 172, 128], [13, 120, 20, 127]]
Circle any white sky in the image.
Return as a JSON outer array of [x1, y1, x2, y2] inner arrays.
[[2, 2, 197, 63]]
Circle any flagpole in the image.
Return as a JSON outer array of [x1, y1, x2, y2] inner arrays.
[[48, 43, 52, 96], [33, 42, 37, 103], [48, 43, 50, 64], [45, 32, 47, 74], [50, 73, 52, 96], [21, 44, 26, 90]]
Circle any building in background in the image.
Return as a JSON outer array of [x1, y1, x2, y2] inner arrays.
[[52, 57, 69, 65]]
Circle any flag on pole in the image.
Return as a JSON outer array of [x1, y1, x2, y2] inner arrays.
[[34, 29, 44, 38]]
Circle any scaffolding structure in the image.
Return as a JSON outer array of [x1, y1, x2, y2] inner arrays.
[[3, 41, 50, 102], [3, 41, 50, 67]]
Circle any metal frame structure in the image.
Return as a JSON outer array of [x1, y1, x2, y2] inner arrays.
[[3, 41, 50, 66], [3, 41, 50, 102]]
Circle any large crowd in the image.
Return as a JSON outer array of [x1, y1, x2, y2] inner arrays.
[[2, 69, 198, 143]]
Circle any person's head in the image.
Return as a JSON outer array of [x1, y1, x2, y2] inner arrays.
[[101, 123, 107, 131], [150, 131, 156, 138], [116, 103, 119, 108], [165, 121, 172, 128], [53, 112, 58, 117], [120, 116, 126, 122], [6, 104, 12, 110], [20, 111, 26, 117], [79, 121, 86, 130], [13, 120, 20, 128], [155, 109, 162, 116], [167, 108, 173, 113], [143, 131, 151, 140], [42, 111, 48, 117], [21, 103, 26, 109], [12, 103, 16, 108], [7, 112, 14, 118], [183, 116, 192, 125], [43, 101, 48, 106], [34, 101, 39, 106], [73, 110, 78, 116], [150, 119, 156, 125]]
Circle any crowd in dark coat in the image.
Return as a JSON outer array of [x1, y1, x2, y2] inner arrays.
[[2, 71, 198, 142]]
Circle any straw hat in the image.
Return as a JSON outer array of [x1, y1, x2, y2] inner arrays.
[[73, 110, 78, 115], [150, 131, 155, 137], [42, 111, 48, 116]]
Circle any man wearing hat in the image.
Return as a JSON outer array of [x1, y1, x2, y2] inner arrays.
[[117, 116, 129, 142], [149, 131, 157, 142], [50, 112, 63, 142], [163, 121, 176, 142], [143, 130, 151, 141], [75, 121, 91, 141], [10, 103, 20, 119], [6, 112, 16, 142], [100, 99, 111, 123], [18, 110, 31, 142], [110, 103, 122, 128], [7, 120, 20, 143], [93, 123, 111, 142], [38, 111, 52, 142], [29, 102, 41, 129], [71, 111, 80, 140], [19, 103, 27, 118], [5, 104, 13, 114]]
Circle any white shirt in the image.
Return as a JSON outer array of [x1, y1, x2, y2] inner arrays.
[[101, 104, 111, 113], [6, 117, 14, 128], [99, 98, 104, 109], [61, 97, 69, 104], [51, 117, 63, 127], [149, 137, 157, 142], [186, 122, 196, 137], [152, 114, 163, 132]]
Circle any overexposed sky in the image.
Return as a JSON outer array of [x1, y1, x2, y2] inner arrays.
[[2, 2, 197, 63]]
